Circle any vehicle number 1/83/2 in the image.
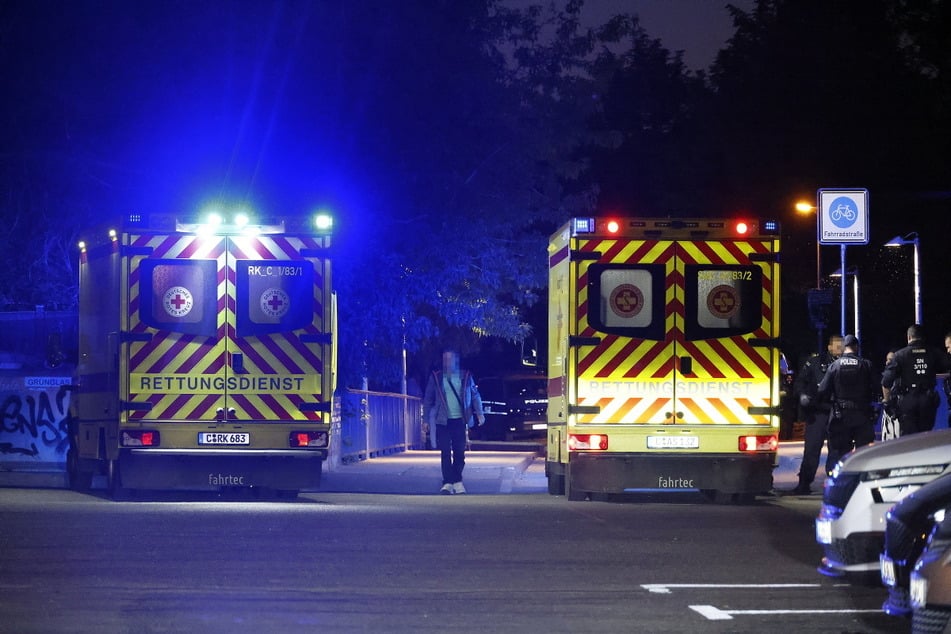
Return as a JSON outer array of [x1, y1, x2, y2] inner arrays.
[[198, 432, 250, 445]]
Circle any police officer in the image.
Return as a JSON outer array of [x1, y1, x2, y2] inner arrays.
[[817, 335, 877, 473], [882, 325, 949, 435], [790, 334, 842, 494]]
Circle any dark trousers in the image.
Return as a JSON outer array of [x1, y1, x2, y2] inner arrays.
[[898, 390, 939, 435], [798, 410, 830, 486], [437, 418, 467, 485], [827, 410, 875, 471]]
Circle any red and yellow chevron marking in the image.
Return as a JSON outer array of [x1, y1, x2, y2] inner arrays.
[[125, 232, 327, 422], [572, 237, 775, 426]]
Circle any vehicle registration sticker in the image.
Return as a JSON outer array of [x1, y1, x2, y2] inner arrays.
[[198, 432, 250, 446], [647, 436, 699, 449]]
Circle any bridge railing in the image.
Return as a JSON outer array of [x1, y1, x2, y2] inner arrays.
[[330, 389, 425, 467]]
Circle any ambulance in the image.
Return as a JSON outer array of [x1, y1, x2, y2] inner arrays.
[[546, 217, 781, 502], [69, 211, 336, 498]]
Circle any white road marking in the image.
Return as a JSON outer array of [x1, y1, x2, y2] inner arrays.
[[642, 583, 821, 594], [689, 605, 883, 621]]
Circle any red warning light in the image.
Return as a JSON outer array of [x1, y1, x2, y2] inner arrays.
[[734, 221, 750, 235], [606, 220, 621, 234]]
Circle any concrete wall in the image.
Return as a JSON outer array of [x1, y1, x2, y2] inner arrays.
[[0, 374, 72, 487]]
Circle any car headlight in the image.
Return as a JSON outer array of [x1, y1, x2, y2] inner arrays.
[[816, 518, 832, 545]]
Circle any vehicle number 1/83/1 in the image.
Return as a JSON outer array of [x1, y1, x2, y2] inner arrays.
[[198, 432, 250, 446]]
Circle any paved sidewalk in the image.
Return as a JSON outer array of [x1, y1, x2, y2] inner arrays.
[[321, 450, 545, 495], [317, 441, 826, 496]]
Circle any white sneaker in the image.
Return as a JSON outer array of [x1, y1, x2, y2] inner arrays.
[[453, 482, 466, 494], [440, 483, 454, 495]]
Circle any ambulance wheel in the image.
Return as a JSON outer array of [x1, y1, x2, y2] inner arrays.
[[66, 447, 91, 491]]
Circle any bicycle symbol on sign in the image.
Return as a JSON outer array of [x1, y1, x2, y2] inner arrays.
[[830, 203, 856, 222]]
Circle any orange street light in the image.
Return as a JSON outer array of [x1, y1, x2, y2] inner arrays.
[[795, 200, 821, 289]]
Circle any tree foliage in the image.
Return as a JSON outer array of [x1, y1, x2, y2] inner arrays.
[[3, 0, 950, 386]]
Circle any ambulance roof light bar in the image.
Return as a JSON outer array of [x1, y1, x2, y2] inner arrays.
[[570, 217, 781, 237]]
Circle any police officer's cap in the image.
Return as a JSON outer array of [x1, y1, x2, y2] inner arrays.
[[843, 334, 859, 349]]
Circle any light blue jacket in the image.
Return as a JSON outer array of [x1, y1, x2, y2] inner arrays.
[[423, 370, 484, 428]]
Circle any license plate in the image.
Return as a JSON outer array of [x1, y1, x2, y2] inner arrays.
[[198, 432, 250, 446], [647, 436, 699, 449]]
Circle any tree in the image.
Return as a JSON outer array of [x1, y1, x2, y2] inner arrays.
[[704, 0, 951, 365], [333, 0, 609, 389]]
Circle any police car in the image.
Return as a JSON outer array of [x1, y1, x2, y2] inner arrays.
[[816, 429, 951, 581]]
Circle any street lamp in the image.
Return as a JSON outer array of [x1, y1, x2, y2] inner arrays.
[[885, 232, 922, 325], [831, 267, 860, 346], [795, 201, 821, 288]]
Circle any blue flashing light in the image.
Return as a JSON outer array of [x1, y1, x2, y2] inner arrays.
[[314, 213, 333, 232], [572, 217, 596, 235]]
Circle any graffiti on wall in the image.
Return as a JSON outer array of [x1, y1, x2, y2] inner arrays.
[[0, 376, 71, 464]]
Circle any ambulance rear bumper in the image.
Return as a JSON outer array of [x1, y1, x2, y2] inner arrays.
[[118, 448, 326, 491], [568, 451, 775, 494]]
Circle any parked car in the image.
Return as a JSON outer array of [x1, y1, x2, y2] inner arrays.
[[880, 472, 951, 618], [908, 509, 951, 633], [470, 374, 547, 441], [816, 428, 951, 582]]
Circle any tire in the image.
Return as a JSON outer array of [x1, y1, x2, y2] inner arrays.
[[547, 472, 565, 496], [912, 607, 951, 634]]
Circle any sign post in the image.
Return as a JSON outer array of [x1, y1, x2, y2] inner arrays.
[[817, 189, 869, 338]]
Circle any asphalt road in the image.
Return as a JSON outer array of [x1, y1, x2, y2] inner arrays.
[[0, 469, 904, 634]]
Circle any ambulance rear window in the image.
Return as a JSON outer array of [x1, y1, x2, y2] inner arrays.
[[683, 266, 762, 339], [586, 264, 665, 340]]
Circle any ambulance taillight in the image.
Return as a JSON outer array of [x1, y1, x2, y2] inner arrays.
[[738, 435, 778, 452], [121, 430, 160, 447], [605, 219, 621, 235], [289, 431, 330, 448], [734, 221, 750, 236], [568, 434, 609, 451]]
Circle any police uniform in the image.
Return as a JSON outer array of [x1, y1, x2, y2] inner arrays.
[[882, 337, 947, 435], [817, 336, 877, 473], [792, 349, 836, 491]]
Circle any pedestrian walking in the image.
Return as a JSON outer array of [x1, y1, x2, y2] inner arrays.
[[882, 325, 950, 435], [789, 334, 842, 494], [817, 335, 878, 474], [422, 349, 485, 494]]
